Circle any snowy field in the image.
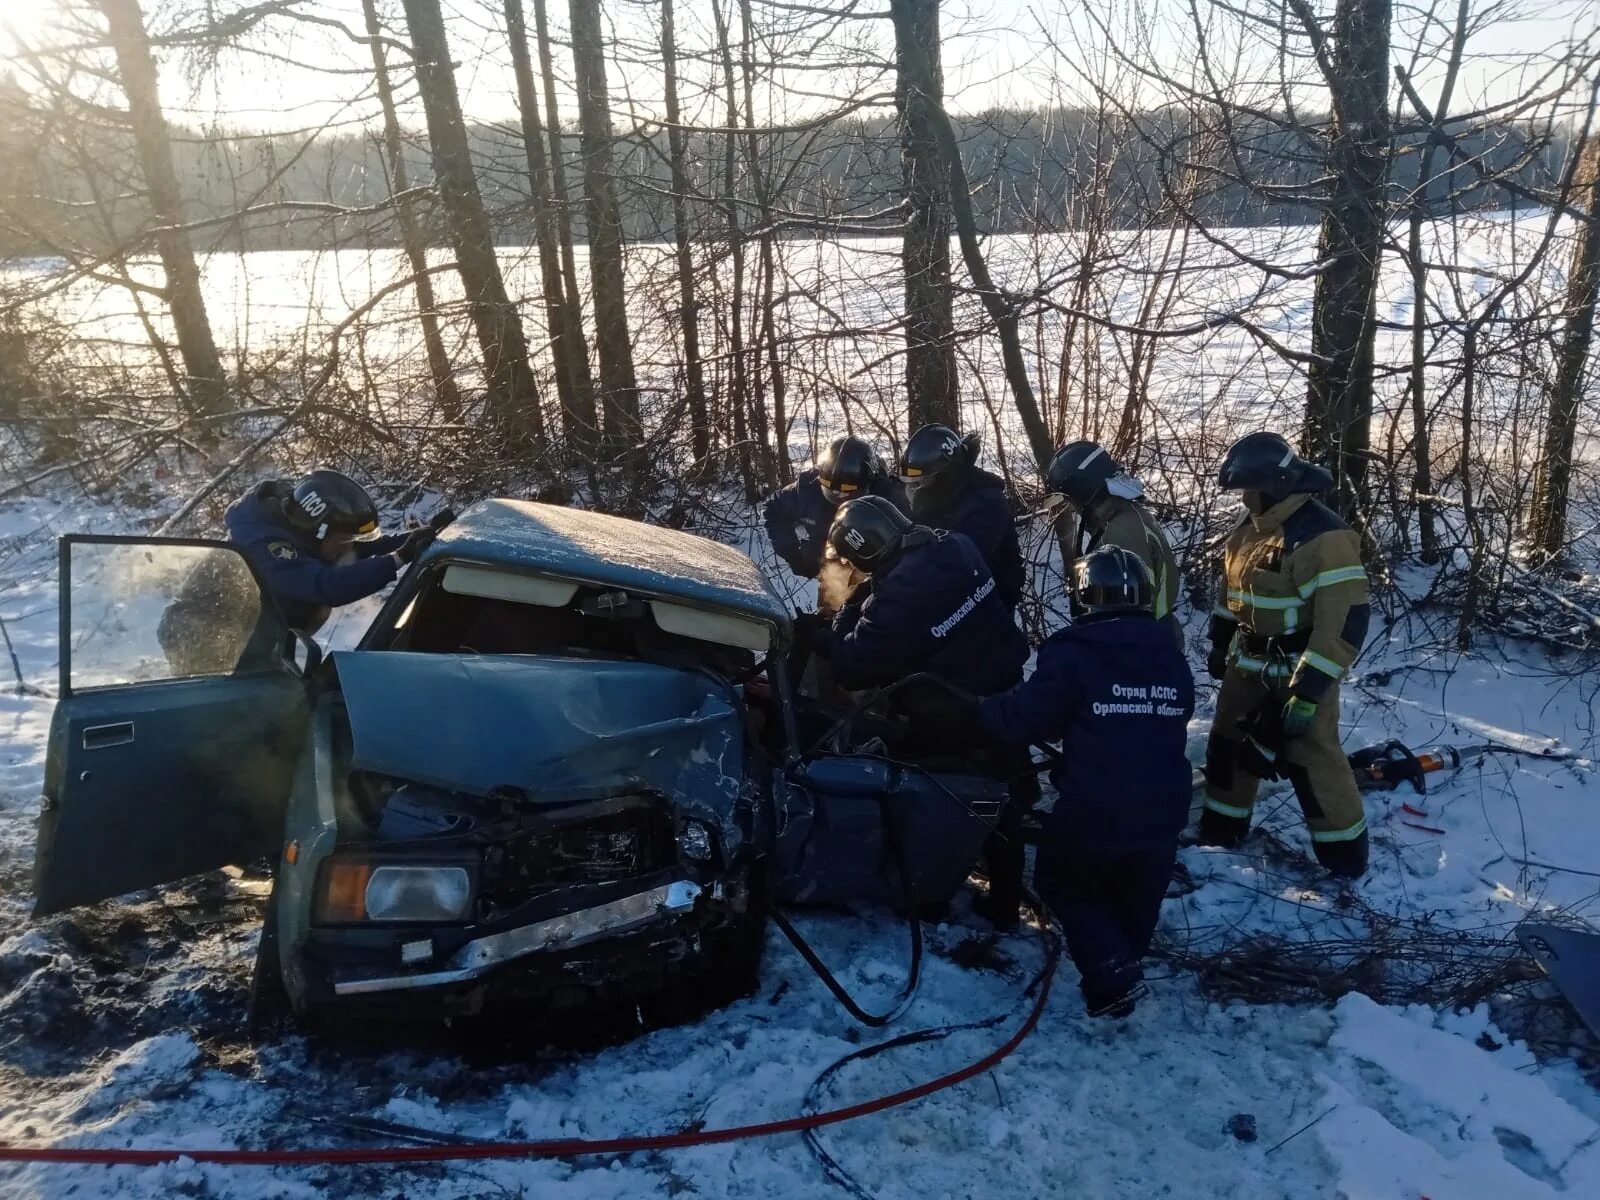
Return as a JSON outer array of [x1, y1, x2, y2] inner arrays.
[[1, 478, 1599, 1200], [9, 213, 1593, 476]]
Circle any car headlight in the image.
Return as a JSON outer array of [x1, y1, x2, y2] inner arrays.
[[366, 866, 472, 922], [678, 820, 714, 862], [315, 859, 473, 923]]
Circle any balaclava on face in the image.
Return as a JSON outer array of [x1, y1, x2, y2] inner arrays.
[[1242, 488, 1289, 516]]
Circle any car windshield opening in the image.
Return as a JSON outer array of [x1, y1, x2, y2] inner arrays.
[[395, 567, 758, 680]]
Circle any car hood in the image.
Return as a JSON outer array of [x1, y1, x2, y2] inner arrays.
[[332, 652, 746, 817]]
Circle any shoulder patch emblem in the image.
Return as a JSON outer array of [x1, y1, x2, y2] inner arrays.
[[268, 540, 299, 561]]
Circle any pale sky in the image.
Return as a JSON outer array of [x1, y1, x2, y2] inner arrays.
[[3, 0, 1597, 136]]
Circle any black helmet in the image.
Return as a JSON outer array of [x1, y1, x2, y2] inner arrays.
[[817, 435, 884, 505], [828, 495, 912, 574], [1072, 545, 1154, 616], [900, 424, 980, 517], [1217, 432, 1334, 495], [1045, 440, 1144, 511], [284, 469, 381, 541]]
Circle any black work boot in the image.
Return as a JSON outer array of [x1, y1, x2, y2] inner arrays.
[[972, 797, 1026, 931], [971, 887, 1020, 932], [1083, 961, 1147, 1019], [1166, 860, 1198, 898], [1087, 982, 1149, 1020], [1197, 807, 1250, 849], [1313, 829, 1369, 879]]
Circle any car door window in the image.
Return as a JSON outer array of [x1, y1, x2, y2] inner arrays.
[[68, 540, 272, 691]]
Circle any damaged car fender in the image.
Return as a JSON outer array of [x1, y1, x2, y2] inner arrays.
[[274, 702, 351, 1016]]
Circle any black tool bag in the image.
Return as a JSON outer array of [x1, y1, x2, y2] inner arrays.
[[774, 755, 1005, 911]]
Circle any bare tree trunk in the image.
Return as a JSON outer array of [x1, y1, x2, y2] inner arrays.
[[1406, 210, 1437, 559], [1298, 0, 1393, 516], [401, 0, 544, 450], [712, 0, 756, 499], [98, 0, 225, 415], [660, 0, 711, 465], [1401, 0, 1468, 565], [530, 0, 596, 437], [360, 0, 462, 423], [887, 0, 1053, 475], [1531, 136, 1600, 557], [889, 0, 959, 434], [503, 0, 596, 452], [567, 0, 640, 451], [738, 0, 786, 485], [1456, 327, 1485, 649]]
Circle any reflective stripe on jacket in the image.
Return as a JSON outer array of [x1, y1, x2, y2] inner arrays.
[[1210, 493, 1370, 701], [1086, 495, 1181, 648]]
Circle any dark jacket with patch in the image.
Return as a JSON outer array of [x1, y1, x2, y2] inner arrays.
[[225, 480, 405, 633], [980, 613, 1195, 852], [825, 529, 1027, 696], [912, 468, 1024, 610], [762, 469, 905, 578]]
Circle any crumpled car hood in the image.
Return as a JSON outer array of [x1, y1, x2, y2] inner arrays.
[[332, 652, 745, 816]]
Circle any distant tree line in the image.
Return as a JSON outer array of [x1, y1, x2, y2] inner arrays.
[[0, 90, 1573, 257]]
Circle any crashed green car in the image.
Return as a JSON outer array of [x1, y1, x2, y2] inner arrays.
[[34, 500, 1006, 1026]]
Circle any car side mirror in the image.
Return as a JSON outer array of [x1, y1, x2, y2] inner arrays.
[[287, 631, 323, 677]]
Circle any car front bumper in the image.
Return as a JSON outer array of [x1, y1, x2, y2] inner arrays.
[[329, 878, 705, 997]]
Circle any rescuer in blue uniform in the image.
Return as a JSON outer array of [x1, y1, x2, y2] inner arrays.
[[225, 469, 442, 634], [898, 424, 1025, 611], [898, 423, 1033, 924], [909, 546, 1196, 1018], [812, 495, 1027, 698], [762, 435, 904, 579]]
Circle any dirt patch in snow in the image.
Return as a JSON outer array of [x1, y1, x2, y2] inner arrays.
[[0, 872, 264, 1082]]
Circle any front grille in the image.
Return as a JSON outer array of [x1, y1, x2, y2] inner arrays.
[[479, 803, 676, 909]]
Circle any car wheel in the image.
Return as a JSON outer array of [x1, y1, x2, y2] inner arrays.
[[708, 910, 768, 1005], [642, 873, 771, 1027], [246, 880, 292, 1044], [702, 868, 773, 1006]]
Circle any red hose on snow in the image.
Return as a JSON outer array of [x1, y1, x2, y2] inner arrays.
[[0, 915, 1059, 1170]]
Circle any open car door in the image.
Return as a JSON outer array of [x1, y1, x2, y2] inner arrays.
[[33, 536, 312, 915]]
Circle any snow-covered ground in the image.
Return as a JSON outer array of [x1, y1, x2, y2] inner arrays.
[[1, 479, 1598, 1200]]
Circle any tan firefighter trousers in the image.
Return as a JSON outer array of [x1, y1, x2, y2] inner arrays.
[[1204, 664, 1366, 846]]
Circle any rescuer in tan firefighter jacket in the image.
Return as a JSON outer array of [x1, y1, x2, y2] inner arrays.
[[1198, 432, 1372, 878], [1044, 441, 1182, 650]]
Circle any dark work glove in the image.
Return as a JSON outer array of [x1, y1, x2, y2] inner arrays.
[[793, 610, 833, 656], [429, 507, 457, 532], [833, 580, 872, 635], [1280, 696, 1317, 739], [1234, 707, 1285, 779], [1206, 641, 1230, 681], [396, 528, 437, 564], [780, 553, 814, 580]]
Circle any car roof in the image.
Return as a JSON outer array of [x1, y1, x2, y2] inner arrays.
[[426, 499, 791, 630]]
